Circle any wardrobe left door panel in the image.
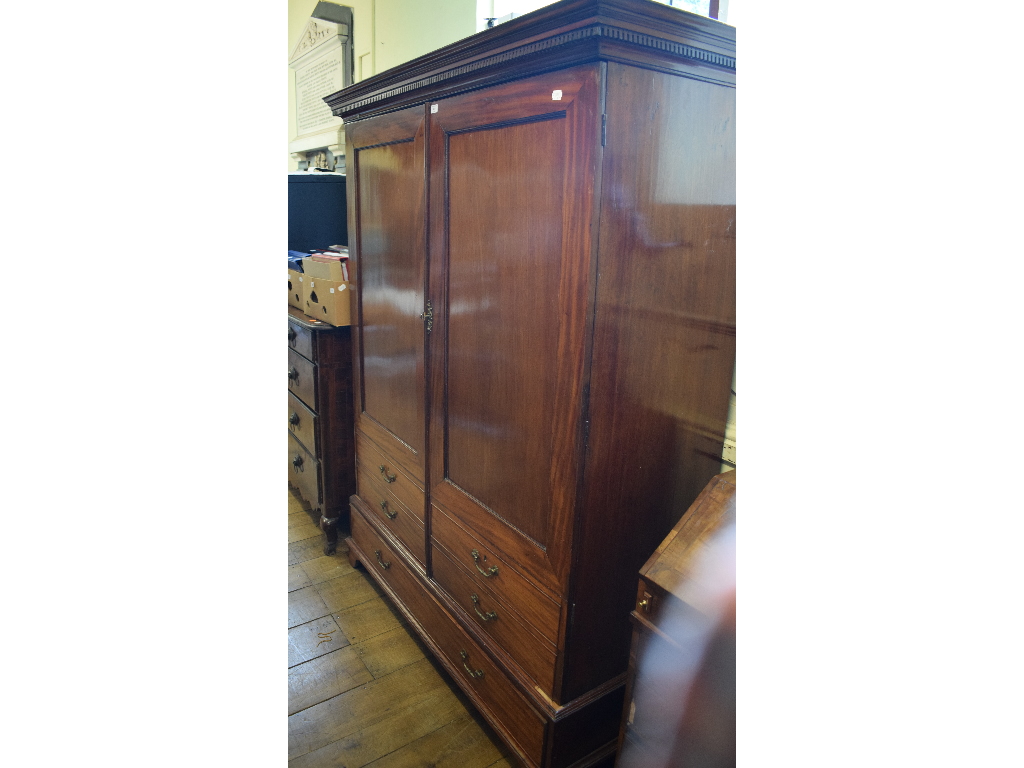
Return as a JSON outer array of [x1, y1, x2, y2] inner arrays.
[[348, 105, 428, 489]]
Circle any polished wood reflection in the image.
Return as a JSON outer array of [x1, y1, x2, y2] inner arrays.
[[445, 115, 566, 544], [348, 106, 428, 486], [428, 66, 601, 595], [563, 62, 736, 698]]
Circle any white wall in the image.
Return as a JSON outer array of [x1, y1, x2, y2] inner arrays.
[[288, 0, 476, 170]]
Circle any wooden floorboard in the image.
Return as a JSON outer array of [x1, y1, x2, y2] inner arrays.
[[289, 645, 375, 715], [289, 534, 329, 566], [289, 585, 331, 628], [287, 487, 514, 767], [360, 711, 506, 768], [316, 569, 380, 614]]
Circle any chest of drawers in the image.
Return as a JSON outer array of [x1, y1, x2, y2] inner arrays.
[[616, 470, 736, 767], [287, 306, 356, 554]]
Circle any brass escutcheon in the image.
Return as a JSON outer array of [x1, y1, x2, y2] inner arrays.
[[419, 300, 434, 333]]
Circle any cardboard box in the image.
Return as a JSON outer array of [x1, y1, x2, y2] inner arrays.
[[288, 269, 304, 310], [304, 277, 353, 326], [302, 256, 348, 282]]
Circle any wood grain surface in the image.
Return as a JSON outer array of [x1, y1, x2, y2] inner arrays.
[[287, 487, 512, 767]]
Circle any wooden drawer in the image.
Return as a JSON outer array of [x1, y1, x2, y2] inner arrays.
[[356, 432, 424, 522], [288, 347, 317, 410], [351, 510, 545, 766], [357, 444, 425, 527], [288, 317, 315, 362], [288, 431, 320, 507], [363, 486, 426, 568], [432, 507, 561, 645], [432, 544, 557, 693], [287, 390, 317, 456]]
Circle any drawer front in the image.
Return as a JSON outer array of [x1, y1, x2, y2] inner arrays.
[[364, 487, 426, 568], [288, 347, 317, 410], [288, 431, 320, 508], [357, 432, 424, 522], [432, 545, 557, 693], [351, 510, 545, 765], [432, 507, 560, 644], [287, 390, 318, 456], [288, 318, 315, 361]]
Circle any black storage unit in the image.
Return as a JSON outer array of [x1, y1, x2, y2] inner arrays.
[[288, 173, 348, 252]]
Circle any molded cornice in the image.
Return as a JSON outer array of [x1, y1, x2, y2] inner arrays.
[[325, 0, 735, 122]]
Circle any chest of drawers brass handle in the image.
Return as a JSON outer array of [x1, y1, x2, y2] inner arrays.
[[288, 327, 297, 342], [288, 366, 299, 381], [459, 650, 484, 679], [292, 454, 304, 470], [380, 499, 398, 519], [374, 549, 391, 569], [471, 594, 497, 622], [471, 549, 499, 577], [379, 464, 396, 483], [289, 412, 300, 426]]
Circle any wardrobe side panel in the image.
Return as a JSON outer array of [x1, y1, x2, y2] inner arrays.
[[564, 62, 736, 699]]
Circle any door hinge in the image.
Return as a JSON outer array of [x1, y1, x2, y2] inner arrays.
[[419, 299, 433, 333]]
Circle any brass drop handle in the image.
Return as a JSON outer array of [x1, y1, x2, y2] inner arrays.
[[379, 464, 396, 483], [374, 549, 391, 570], [471, 549, 498, 578], [380, 499, 397, 520], [288, 366, 299, 381], [292, 454, 304, 470], [289, 412, 300, 426], [288, 327, 297, 341], [471, 594, 497, 622], [459, 650, 484, 679]]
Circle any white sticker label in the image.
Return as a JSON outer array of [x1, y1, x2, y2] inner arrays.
[[552, 90, 562, 100], [299, 276, 303, 282], [430, 104, 438, 113], [330, 287, 335, 293], [339, 284, 347, 291]]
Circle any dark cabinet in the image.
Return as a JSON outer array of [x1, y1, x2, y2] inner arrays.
[[328, 1, 735, 765], [287, 307, 356, 554]]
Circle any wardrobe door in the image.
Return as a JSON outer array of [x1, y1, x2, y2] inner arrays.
[[426, 65, 602, 595], [347, 106, 428, 487]]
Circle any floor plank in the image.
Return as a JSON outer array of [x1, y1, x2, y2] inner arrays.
[[354, 625, 429, 679], [288, 645, 374, 715], [361, 711, 507, 768], [285, 488, 509, 767], [289, 563, 314, 592], [287, 658, 460, 762], [301, 554, 358, 586], [288, 691, 470, 767], [334, 593, 407, 645], [316, 570, 380, 614], [289, 511, 321, 544], [289, 535, 327, 566], [289, 615, 347, 668], [289, 585, 330, 628]]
